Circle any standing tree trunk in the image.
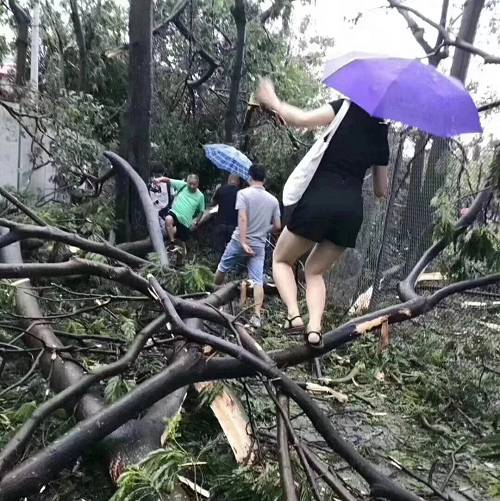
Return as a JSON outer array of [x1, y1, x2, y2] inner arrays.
[[69, 0, 88, 92], [117, 0, 153, 241], [224, 0, 246, 144], [404, 0, 485, 269], [8, 0, 30, 87], [449, 0, 485, 81]]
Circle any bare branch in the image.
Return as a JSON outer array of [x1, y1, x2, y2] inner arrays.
[[435, 0, 450, 48], [152, 0, 189, 36], [478, 99, 500, 113], [276, 393, 299, 501], [0, 101, 52, 157], [399, 184, 493, 301], [387, 0, 500, 64], [0, 349, 44, 399]]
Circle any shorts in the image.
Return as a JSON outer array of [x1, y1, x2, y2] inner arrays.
[[164, 211, 191, 241], [287, 171, 363, 248], [217, 238, 265, 285]]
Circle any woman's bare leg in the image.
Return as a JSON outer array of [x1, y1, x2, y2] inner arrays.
[[304, 241, 345, 343], [272, 227, 314, 325]]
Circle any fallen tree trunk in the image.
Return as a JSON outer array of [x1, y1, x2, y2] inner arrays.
[[0, 349, 200, 501], [0, 232, 104, 424]]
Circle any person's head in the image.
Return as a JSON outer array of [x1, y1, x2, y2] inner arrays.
[[227, 174, 240, 187], [186, 174, 199, 192], [248, 163, 266, 184]]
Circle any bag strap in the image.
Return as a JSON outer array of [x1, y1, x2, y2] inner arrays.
[[322, 100, 350, 143], [308, 100, 351, 161], [167, 182, 187, 210], [323, 100, 350, 137]]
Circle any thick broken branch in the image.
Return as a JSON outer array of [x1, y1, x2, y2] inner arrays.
[[0, 218, 148, 267], [0, 349, 200, 500], [103, 151, 168, 266]]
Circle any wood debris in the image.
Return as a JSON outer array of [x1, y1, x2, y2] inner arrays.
[[194, 382, 256, 464]]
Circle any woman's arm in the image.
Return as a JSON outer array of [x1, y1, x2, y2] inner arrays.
[[372, 165, 389, 198], [255, 77, 334, 129]]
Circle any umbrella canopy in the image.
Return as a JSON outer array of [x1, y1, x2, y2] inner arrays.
[[322, 52, 482, 137], [203, 144, 252, 182]]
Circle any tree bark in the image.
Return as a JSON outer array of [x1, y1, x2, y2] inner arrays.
[[224, 0, 246, 143], [449, 0, 485, 81], [117, 0, 153, 240], [8, 0, 30, 87], [69, 0, 88, 92]]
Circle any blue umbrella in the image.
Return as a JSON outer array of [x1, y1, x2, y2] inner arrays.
[[203, 144, 252, 181], [322, 52, 482, 137]]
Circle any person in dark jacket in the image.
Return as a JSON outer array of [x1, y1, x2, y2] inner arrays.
[[212, 174, 241, 253]]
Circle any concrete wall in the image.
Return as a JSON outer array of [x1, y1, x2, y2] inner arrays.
[[0, 100, 55, 197]]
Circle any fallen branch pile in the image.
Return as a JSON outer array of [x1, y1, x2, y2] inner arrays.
[[0, 151, 498, 501]]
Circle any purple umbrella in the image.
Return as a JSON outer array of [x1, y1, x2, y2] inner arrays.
[[322, 52, 482, 137]]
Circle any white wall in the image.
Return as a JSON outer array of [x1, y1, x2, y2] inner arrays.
[[0, 100, 55, 197]]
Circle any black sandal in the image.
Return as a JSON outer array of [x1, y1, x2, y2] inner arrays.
[[283, 315, 305, 336], [305, 330, 323, 349]]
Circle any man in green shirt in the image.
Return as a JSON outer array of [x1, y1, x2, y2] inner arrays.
[[154, 174, 205, 248]]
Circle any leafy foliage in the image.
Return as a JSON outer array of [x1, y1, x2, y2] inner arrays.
[[111, 448, 192, 501], [211, 463, 284, 501], [145, 257, 215, 294], [432, 141, 500, 279], [105, 376, 137, 404], [38, 197, 115, 239]]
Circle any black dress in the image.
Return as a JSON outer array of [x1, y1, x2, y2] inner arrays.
[[287, 100, 389, 248]]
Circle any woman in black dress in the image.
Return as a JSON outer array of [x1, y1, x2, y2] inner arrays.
[[256, 78, 390, 348]]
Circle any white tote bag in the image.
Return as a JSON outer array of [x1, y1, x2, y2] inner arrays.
[[282, 100, 350, 207]]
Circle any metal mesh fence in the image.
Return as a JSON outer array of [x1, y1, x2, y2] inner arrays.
[[327, 126, 499, 314]]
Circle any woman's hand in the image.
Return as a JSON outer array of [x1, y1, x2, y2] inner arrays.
[[255, 77, 280, 111]]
